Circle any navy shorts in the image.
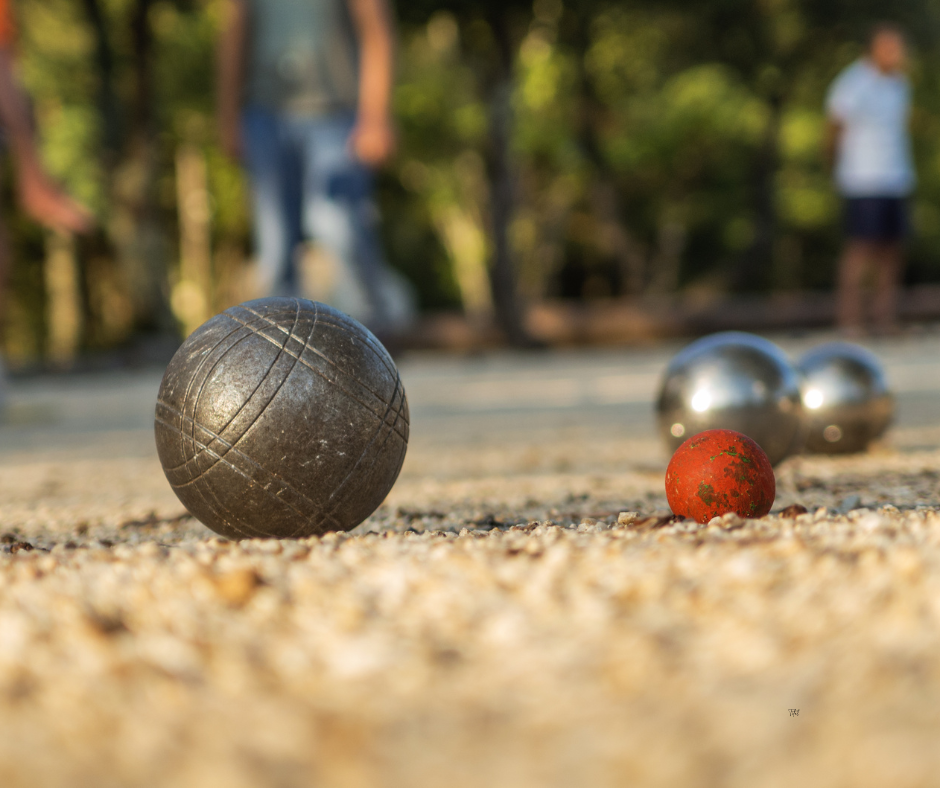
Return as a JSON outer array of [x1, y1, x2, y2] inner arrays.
[[843, 197, 909, 242]]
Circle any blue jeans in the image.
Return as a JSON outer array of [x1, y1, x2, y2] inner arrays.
[[241, 107, 411, 331]]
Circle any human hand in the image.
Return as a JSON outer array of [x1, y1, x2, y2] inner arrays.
[[19, 166, 93, 235], [349, 115, 396, 167], [219, 113, 243, 160]]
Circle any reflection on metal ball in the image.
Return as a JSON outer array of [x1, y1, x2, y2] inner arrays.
[[796, 342, 893, 454], [656, 332, 803, 465], [155, 297, 409, 539]]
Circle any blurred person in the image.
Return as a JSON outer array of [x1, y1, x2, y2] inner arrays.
[[217, 0, 415, 336], [0, 0, 92, 401], [825, 23, 914, 336]]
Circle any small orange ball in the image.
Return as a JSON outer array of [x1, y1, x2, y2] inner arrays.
[[665, 429, 775, 524]]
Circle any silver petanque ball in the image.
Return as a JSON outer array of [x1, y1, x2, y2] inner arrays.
[[656, 332, 804, 465], [796, 342, 893, 454]]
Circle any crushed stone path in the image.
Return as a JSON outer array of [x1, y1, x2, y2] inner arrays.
[[2, 333, 940, 787]]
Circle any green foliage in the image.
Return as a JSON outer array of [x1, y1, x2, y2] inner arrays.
[[8, 0, 940, 358]]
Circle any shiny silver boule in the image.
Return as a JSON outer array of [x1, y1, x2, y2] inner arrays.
[[656, 332, 803, 465], [796, 342, 893, 454]]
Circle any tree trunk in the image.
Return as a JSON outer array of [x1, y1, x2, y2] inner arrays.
[[482, 14, 533, 347], [45, 231, 83, 366], [81, 0, 172, 337], [79, 0, 121, 160], [433, 205, 493, 319], [572, 9, 646, 296], [733, 94, 783, 292], [647, 211, 688, 294], [588, 180, 646, 295], [173, 143, 213, 336], [118, 0, 173, 334]]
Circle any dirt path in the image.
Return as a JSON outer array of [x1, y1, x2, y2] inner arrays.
[[2, 336, 940, 787]]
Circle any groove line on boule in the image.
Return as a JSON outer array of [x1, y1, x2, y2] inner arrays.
[[172, 321, 252, 468], [163, 301, 312, 478], [234, 303, 400, 406], [157, 413, 343, 534], [162, 301, 305, 473], [223, 312, 409, 442], [158, 404, 323, 516], [310, 374, 408, 537], [180, 299, 303, 531], [185, 319, 269, 462], [236, 302, 399, 379], [236, 304, 402, 400]]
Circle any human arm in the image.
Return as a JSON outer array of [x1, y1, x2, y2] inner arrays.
[[824, 117, 843, 174], [0, 47, 91, 233], [217, 0, 249, 160], [346, 0, 396, 166], [824, 67, 857, 177]]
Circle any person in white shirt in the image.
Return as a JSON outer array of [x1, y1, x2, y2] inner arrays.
[[825, 24, 913, 335]]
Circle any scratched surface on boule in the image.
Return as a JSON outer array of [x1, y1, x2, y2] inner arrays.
[[155, 298, 409, 539]]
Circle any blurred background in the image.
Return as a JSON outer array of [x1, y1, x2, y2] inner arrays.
[[7, 0, 940, 366]]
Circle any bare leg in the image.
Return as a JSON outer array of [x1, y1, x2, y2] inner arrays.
[[872, 242, 904, 334], [836, 240, 872, 334]]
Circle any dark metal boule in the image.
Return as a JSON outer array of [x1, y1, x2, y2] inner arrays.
[[154, 297, 409, 539]]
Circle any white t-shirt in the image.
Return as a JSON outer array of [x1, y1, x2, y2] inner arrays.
[[826, 59, 915, 197]]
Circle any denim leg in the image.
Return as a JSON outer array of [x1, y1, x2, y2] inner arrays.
[[297, 115, 396, 328], [241, 108, 304, 296]]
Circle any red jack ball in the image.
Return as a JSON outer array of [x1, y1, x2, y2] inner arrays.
[[665, 429, 775, 524]]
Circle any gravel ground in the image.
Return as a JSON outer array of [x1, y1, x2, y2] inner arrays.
[[3, 342, 940, 787]]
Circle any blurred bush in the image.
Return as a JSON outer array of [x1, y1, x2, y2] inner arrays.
[[4, 0, 940, 360]]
